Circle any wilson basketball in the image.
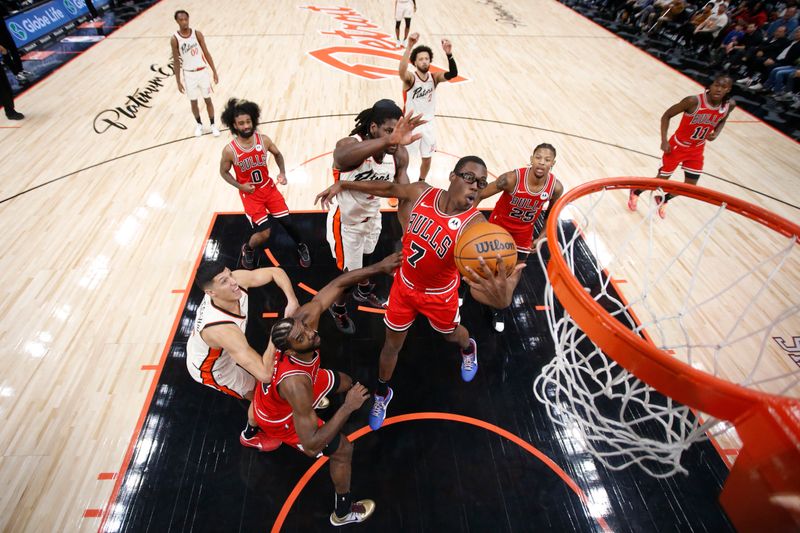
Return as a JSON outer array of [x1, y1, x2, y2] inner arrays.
[[454, 222, 517, 278]]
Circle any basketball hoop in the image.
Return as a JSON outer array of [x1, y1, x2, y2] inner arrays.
[[533, 177, 800, 531]]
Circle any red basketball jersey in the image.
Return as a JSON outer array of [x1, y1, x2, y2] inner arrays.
[[229, 132, 273, 189], [399, 187, 481, 294], [489, 167, 555, 235], [672, 93, 730, 148], [253, 349, 321, 425]]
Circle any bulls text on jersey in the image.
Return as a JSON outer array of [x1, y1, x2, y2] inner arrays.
[[237, 153, 268, 172], [407, 212, 453, 259]]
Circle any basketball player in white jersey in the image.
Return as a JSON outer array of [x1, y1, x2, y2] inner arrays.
[[325, 100, 413, 334], [394, 0, 416, 45], [170, 10, 220, 137], [187, 260, 303, 451], [399, 32, 459, 181]]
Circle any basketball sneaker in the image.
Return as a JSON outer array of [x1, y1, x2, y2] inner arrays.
[[352, 288, 387, 309], [330, 499, 376, 526], [194, 123, 203, 137], [460, 338, 478, 382], [627, 190, 638, 211], [297, 243, 312, 268], [368, 388, 393, 430], [211, 124, 220, 137], [328, 306, 355, 335], [316, 396, 330, 409], [240, 243, 255, 269], [239, 430, 282, 452]]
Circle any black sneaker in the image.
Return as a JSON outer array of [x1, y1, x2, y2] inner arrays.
[[352, 289, 387, 309], [328, 307, 355, 335], [5, 110, 24, 120], [240, 243, 255, 269], [297, 243, 311, 268]]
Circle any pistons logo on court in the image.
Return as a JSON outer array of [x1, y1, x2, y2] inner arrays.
[[302, 5, 469, 83], [448, 218, 462, 230]]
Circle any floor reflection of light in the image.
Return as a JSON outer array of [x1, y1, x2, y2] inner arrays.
[[53, 304, 71, 321], [38, 331, 52, 343], [0, 386, 14, 397], [78, 255, 110, 289], [146, 193, 165, 209], [287, 167, 310, 186], [115, 215, 140, 246], [24, 341, 47, 358]]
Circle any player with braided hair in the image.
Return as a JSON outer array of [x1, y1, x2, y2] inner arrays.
[[324, 99, 419, 335], [252, 252, 401, 526]]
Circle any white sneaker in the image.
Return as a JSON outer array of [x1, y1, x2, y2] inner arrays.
[[748, 83, 764, 91], [330, 499, 375, 526], [735, 76, 751, 86], [194, 124, 203, 137], [211, 124, 220, 137]]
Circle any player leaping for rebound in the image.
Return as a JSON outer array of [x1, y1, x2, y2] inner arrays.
[[316, 114, 525, 431]]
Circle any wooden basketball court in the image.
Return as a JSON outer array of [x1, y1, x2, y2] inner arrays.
[[0, 0, 798, 530]]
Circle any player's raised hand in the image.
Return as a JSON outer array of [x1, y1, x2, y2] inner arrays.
[[376, 251, 402, 274], [408, 32, 419, 47], [441, 38, 452, 55], [388, 113, 426, 146], [314, 182, 343, 210], [344, 383, 370, 412]]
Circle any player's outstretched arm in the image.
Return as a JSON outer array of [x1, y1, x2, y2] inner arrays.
[[432, 38, 457, 85], [315, 179, 427, 209], [296, 253, 402, 329], [477, 170, 516, 202], [201, 325, 274, 383], [283, 380, 369, 457], [399, 32, 419, 88], [463, 255, 526, 309], [233, 267, 300, 317]]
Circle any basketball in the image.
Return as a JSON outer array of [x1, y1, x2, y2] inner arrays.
[[454, 222, 517, 279]]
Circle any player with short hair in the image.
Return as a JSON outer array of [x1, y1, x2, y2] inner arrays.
[[628, 73, 735, 218], [219, 98, 312, 270], [253, 252, 402, 526], [325, 99, 410, 334], [170, 9, 220, 137], [316, 115, 525, 431], [186, 260, 299, 451], [399, 32, 459, 181], [478, 143, 564, 332]]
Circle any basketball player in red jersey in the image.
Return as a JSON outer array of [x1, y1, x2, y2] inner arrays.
[[253, 252, 402, 526], [479, 143, 564, 332], [326, 99, 411, 335], [170, 10, 219, 137], [219, 99, 312, 269], [316, 116, 525, 430], [399, 32, 459, 181], [628, 73, 735, 218]]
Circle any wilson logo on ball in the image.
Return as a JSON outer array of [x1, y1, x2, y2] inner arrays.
[[475, 240, 515, 253]]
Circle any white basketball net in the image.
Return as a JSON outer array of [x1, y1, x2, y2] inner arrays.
[[533, 185, 800, 478]]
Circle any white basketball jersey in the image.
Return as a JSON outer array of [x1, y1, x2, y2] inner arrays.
[[332, 135, 396, 225], [186, 289, 248, 377], [174, 29, 206, 71], [404, 71, 436, 121]]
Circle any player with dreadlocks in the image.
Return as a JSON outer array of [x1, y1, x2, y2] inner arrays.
[[628, 73, 736, 218], [251, 251, 402, 526], [219, 98, 312, 269], [324, 99, 423, 335]]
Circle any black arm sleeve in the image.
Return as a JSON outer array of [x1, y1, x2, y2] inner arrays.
[[443, 54, 458, 80]]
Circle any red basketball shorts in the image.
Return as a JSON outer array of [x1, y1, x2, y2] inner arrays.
[[240, 182, 289, 227], [384, 277, 461, 334], [659, 139, 705, 177], [256, 369, 336, 450]]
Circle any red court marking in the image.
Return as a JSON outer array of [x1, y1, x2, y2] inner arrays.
[[357, 305, 386, 314], [262, 312, 279, 318], [289, 150, 334, 171], [97, 473, 116, 481], [535, 305, 550, 311], [21, 51, 55, 60], [271, 412, 611, 532], [140, 365, 158, 371], [298, 283, 318, 295], [612, 278, 627, 284], [170, 289, 185, 294], [0, 126, 22, 129], [83, 509, 102, 518], [98, 213, 219, 532], [264, 248, 280, 267], [548, 0, 799, 147]]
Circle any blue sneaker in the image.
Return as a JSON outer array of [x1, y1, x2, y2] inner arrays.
[[460, 339, 478, 382], [368, 388, 393, 430]]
